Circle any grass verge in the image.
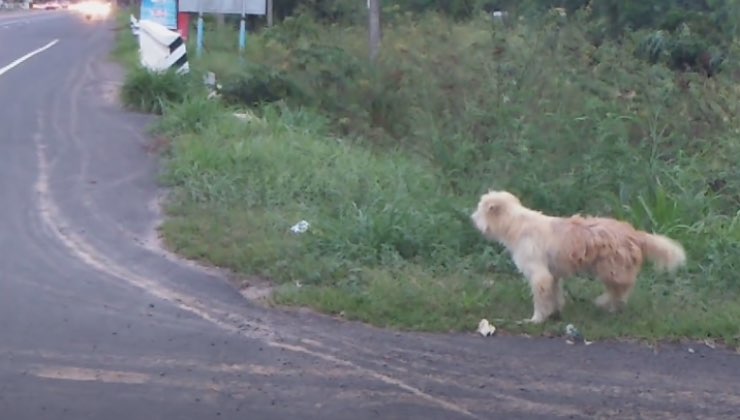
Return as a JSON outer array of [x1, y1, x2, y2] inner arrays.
[[115, 9, 740, 346]]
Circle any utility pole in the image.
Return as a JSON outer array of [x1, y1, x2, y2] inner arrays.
[[368, 0, 381, 62], [266, 0, 273, 27]]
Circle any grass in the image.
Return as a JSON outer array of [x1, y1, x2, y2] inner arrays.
[[115, 9, 740, 347], [119, 68, 192, 114], [111, 9, 139, 68]]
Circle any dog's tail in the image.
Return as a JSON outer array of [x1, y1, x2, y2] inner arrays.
[[639, 232, 686, 272]]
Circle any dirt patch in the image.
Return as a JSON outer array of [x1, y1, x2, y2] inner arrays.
[[142, 135, 172, 155], [100, 80, 122, 105], [238, 276, 275, 302]]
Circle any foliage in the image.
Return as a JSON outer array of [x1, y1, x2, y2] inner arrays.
[[219, 63, 305, 107], [115, 7, 740, 344], [268, 0, 738, 75], [120, 68, 192, 114]]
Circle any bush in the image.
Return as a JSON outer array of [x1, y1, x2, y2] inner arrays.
[[120, 68, 191, 114], [219, 63, 305, 107]]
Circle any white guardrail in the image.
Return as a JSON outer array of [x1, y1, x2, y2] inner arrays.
[[131, 15, 189, 75]]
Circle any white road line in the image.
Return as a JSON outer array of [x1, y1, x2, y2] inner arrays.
[[0, 39, 59, 77], [0, 18, 29, 27], [0, 14, 58, 28]]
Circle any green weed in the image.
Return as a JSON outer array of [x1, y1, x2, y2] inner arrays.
[[120, 67, 191, 114]]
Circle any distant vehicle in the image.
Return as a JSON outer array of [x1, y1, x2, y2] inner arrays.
[[31, 0, 61, 9], [71, 0, 111, 20]]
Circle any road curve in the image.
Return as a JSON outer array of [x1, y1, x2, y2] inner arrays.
[[0, 11, 739, 420]]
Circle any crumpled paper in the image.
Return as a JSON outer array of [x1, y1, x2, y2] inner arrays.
[[477, 319, 496, 337]]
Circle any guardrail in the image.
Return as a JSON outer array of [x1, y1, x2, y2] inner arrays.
[[135, 17, 189, 75]]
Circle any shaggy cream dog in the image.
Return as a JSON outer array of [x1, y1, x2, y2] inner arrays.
[[471, 190, 687, 323]]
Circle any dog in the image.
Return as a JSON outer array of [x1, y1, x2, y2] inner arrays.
[[470, 190, 687, 323]]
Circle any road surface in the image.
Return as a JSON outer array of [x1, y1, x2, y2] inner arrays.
[[1, 9, 739, 420]]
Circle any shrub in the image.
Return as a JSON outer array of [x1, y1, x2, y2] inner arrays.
[[120, 68, 191, 114], [153, 95, 228, 137], [219, 63, 305, 107]]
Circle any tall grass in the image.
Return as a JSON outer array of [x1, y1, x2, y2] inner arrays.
[[120, 68, 195, 114]]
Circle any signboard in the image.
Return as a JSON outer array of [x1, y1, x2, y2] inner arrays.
[[178, 0, 266, 15], [141, 0, 178, 29]]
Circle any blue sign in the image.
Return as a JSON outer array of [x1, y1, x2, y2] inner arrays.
[[140, 0, 178, 29]]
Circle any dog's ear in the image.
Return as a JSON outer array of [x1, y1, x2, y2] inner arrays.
[[487, 201, 502, 216]]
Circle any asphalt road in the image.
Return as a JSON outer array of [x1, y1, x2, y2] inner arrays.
[[1, 10, 739, 420]]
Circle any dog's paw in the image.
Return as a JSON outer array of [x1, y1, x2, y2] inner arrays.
[[528, 314, 547, 324], [516, 313, 548, 325]]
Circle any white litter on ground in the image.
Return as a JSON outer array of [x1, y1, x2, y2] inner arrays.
[[203, 71, 222, 99], [290, 220, 310, 234], [565, 323, 593, 346], [233, 112, 257, 122], [477, 319, 496, 337]]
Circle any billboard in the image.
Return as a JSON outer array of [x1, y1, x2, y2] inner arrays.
[[140, 0, 178, 29], [178, 0, 266, 15]]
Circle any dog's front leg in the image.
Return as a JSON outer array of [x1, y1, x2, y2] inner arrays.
[[527, 270, 557, 324]]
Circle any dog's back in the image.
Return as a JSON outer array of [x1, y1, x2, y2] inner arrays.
[[547, 215, 644, 279]]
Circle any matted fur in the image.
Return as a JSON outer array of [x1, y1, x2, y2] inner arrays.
[[471, 190, 687, 323]]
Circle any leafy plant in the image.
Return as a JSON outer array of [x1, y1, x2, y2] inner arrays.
[[120, 68, 191, 114]]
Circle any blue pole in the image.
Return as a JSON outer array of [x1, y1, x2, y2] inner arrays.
[[238, 0, 247, 53], [239, 16, 247, 52], [196, 11, 204, 58]]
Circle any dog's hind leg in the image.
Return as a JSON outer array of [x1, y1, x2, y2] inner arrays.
[[528, 269, 558, 323], [595, 268, 638, 313]]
